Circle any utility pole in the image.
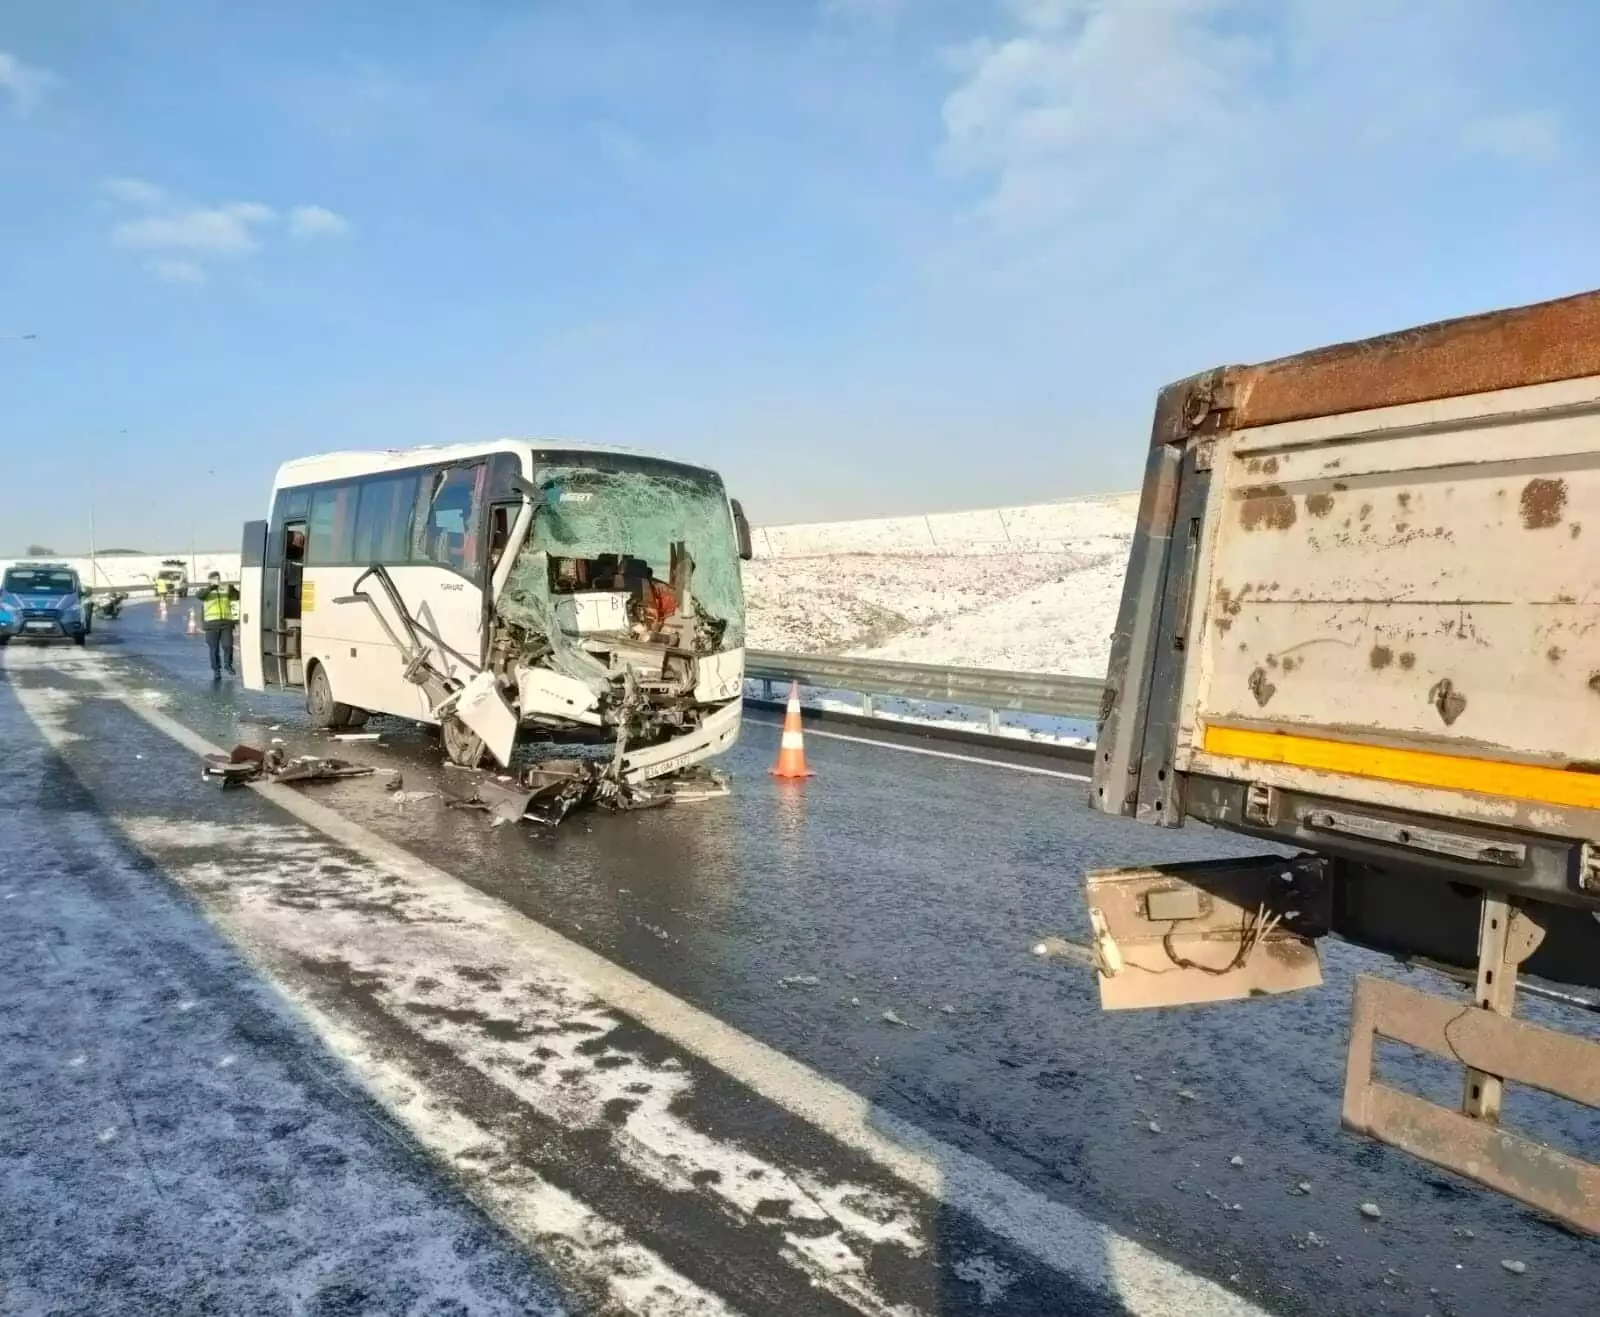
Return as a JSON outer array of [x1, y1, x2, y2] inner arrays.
[[88, 429, 128, 590]]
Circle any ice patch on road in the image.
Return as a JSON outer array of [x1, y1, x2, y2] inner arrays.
[[953, 1253, 1017, 1306]]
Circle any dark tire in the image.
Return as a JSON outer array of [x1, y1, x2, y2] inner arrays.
[[306, 662, 355, 729], [345, 707, 371, 729], [441, 716, 486, 769], [73, 633, 87, 647], [0, 637, 9, 647]]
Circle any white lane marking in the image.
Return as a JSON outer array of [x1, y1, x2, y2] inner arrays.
[[274, 984, 739, 1317], [750, 718, 1092, 782], [23, 649, 1262, 1317], [116, 813, 926, 1317]]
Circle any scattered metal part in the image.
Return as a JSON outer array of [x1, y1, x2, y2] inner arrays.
[[780, 975, 821, 989], [202, 743, 374, 788], [331, 731, 382, 743]]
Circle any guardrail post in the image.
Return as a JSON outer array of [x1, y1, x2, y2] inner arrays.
[[987, 708, 1001, 735], [762, 679, 773, 701], [862, 692, 875, 717]]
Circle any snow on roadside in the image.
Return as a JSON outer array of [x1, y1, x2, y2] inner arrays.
[[849, 550, 1128, 676], [742, 496, 1135, 678]]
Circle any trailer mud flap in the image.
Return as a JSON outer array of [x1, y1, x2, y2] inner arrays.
[[1085, 855, 1330, 1010], [1343, 974, 1600, 1235]]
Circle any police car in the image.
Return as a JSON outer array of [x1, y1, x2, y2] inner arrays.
[[0, 562, 91, 646]]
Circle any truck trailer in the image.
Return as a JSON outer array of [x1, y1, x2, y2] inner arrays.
[[1088, 288, 1600, 1234]]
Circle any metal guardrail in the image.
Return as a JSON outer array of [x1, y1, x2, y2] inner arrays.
[[744, 649, 1105, 722]]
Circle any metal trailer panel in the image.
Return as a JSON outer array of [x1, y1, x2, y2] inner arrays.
[[1175, 372, 1600, 845]]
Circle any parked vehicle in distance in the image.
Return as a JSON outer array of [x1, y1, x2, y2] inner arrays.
[[1087, 288, 1600, 1235], [0, 562, 91, 645], [238, 439, 754, 781], [153, 559, 188, 598]]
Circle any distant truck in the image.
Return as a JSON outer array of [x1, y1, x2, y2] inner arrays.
[[153, 559, 188, 598], [1087, 289, 1600, 1234]]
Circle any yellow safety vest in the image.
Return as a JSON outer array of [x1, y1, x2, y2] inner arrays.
[[201, 590, 232, 624]]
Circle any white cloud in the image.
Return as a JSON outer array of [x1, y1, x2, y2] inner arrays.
[[287, 204, 352, 239], [939, 0, 1561, 246], [112, 204, 274, 257], [103, 181, 348, 282], [941, 0, 1269, 227], [102, 177, 171, 208], [0, 50, 56, 115], [1461, 109, 1560, 166]]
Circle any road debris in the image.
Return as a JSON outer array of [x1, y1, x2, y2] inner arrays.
[[1501, 1259, 1527, 1276], [780, 974, 821, 989], [201, 744, 375, 788], [1229, 1155, 1245, 1168], [1290, 1179, 1313, 1196], [442, 758, 729, 828], [331, 731, 382, 742], [881, 1009, 917, 1029], [1359, 1201, 1382, 1221], [1177, 1087, 1198, 1101], [1147, 1120, 1162, 1135], [389, 791, 437, 808]]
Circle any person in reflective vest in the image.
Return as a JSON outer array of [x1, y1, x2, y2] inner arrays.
[[196, 571, 238, 678]]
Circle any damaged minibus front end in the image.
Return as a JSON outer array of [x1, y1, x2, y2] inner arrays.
[[434, 450, 750, 811]]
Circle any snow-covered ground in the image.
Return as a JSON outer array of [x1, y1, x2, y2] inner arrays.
[[744, 494, 1136, 678]]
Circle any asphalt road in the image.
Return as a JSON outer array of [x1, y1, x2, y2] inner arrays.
[[1, 602, 1594, 1316]]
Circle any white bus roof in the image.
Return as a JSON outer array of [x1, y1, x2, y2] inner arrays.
[[273, 439, 718, 490]]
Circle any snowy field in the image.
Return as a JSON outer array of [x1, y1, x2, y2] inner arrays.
[[744, 493, 1137, 679]]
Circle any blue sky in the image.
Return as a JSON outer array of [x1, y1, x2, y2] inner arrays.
[[2, 0, 1598, 553]]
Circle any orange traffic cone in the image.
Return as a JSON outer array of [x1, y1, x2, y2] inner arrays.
[[770, 681, 814, 779], [186, 607, 199, 636]]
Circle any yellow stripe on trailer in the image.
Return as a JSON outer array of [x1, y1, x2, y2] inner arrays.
[[1202, 724, 1600, 812]]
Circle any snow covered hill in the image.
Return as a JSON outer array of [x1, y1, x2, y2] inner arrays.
[[743, 494, 1137, 678]]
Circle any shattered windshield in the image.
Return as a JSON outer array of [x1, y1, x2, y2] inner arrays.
[[500, 455, 745, 651]]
